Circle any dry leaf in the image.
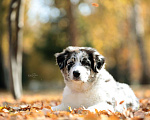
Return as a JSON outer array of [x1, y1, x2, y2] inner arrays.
[[0, 89, 150, 119], [119, 101, 124, 104], [92, 3, 99, 7]]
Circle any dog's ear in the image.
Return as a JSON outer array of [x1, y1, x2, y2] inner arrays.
[[93, 54, 105, 73], [86, 48, 105, 73], [55, 50, 70, 70]]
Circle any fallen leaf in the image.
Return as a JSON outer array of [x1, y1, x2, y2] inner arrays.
[[68, 106, 72, 112], [108, 115, 119, 120], [3, 109, 9, 113], [92, 3, 99, 7], [119, 101, 124, 104], [134, 110, 145, 118]]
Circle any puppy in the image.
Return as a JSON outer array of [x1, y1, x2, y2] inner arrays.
[[52, 46, 139, 113]]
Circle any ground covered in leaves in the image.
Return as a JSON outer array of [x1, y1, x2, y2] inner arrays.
[[0, 86, 150, 120]]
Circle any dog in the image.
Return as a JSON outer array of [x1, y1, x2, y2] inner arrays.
[[51, 46, 139, 113]]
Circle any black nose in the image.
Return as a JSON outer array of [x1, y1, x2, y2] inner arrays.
[[73, 71, 80, 78]]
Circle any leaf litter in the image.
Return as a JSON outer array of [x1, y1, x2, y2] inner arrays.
[[0, 89, 150, 120]]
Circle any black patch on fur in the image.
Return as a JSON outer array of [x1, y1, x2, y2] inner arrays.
[[126, 103, 133, 108], [96, 55, 105, 68], [95, 55, 105, 71], [81, 58, 91, 67], [105, 80, 110, 82], [56, 50, 73, 70], [81, 49, 105, 73], [81, 49, 95, 72], [67, 61, 74, 71], [107, 101, 112, 105]]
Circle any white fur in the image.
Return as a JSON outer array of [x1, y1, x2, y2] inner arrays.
[[52, 47, 139, 113]]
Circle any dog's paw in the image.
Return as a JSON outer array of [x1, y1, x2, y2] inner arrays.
[[42, 108, 52, 115], [87, 103, 115, 114], [51, 106, 59, 111], [50, 104, 68, 111]]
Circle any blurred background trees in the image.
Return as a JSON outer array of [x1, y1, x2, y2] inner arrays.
[[0, 0, 150, 94]]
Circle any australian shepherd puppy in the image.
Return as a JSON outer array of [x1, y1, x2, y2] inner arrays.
[[52, 46, 139, 113]]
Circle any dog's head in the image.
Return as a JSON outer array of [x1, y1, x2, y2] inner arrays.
[[55, 46, 105, 91]]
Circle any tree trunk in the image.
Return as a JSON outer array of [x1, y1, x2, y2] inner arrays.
[[67, 0, 78, 46], [0, 47, 5, 89], [130, 0, 150, 84], [0, 0, 5, 89], [8, 0, 24, 99]]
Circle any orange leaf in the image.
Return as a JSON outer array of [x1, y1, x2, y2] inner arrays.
[[95, 109, 99, 114], [49, 106, 53, 112], [92, 3, 99, 7], [119, 101, 124, 104], [108, 115, 120, 120]]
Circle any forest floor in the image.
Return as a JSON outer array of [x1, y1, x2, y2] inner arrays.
[[0, 85, 150, 120]]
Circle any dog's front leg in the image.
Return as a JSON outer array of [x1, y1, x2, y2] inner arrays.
[[87, 102, 115, 113], [51, 103, 68, 111], [42, 103, 68, 114]]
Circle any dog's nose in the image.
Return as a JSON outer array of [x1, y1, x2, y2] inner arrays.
[[73, 71, 80, 78]]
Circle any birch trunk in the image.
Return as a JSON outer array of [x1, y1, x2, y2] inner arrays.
[[130, 0, 150, 84], [8, 0, 24, 99]]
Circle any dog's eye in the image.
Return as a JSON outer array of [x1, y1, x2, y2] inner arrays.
[[68, 62, 74, 65], [67, 62, 74, 71], [81, 58, 91, 66]]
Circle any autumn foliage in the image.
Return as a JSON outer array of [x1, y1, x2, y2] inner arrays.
[[0, 88, 150, 120]]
